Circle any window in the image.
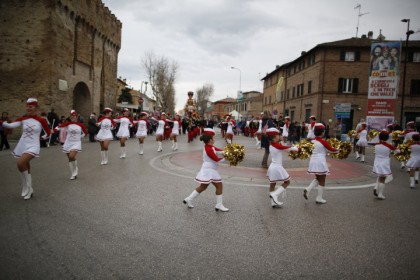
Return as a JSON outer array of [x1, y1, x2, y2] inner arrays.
[[280, 91, 284, 101], [269, 95, 271, 104], [265, 96, 267, 105], [308, 80, 312, 94], [308, 54, 315, 66], [292, 87, 295, 98], [413, 52, 420, 62], [340, 51, 360, 61], [338, 78, 359, 93], [286, 89, 290, 99], [305, 109, 311, 122], [411, 80, 420, 95], [297, 84, 304, 96], [290, 111, 295, 121]]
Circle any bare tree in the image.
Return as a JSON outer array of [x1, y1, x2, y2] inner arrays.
[[143, 51, 178, 114], [195, 83, 214, 116]]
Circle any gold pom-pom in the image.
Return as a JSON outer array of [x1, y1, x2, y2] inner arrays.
[[288, 139, 314, 160], [223, 143, 245, 166], [347, 130, 357, 138], [392, 130, 402, 141], [327, 139, 352, 159], [393, 142, 411, 162], [368, 129, 378, 139]]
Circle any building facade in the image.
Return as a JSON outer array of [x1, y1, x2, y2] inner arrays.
[[223, 91, 263, 120], [262, 36, 420, 131], [0, 0, 121, 122]]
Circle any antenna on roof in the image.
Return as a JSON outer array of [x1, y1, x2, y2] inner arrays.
[[354, 4, 369, 38]]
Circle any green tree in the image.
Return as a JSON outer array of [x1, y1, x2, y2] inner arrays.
[[118, 87, 133, 104]]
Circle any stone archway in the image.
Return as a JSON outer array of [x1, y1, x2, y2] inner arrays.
[[73, 82, 91, 121]]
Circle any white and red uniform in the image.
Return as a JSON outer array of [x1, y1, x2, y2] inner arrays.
[[3, 116, 50, 158], [267, 142, 298, 183], [195, 144, 225, 184], [282, 122, 290, 138], [307, 137, 339, 175], [406, 143, 420, 169], [170, 120, 181, 136], [96, 117, 116, 141], [115, 116, 134, 138], [134, 119, 148, 138], [373, 141, 397, 177], [356, 129, 368, 147], [306, 121, 316, 139], [256, 119, 262, 135], [225, 120, 235, 135], [400, 129, 416, 143], [54, 122, 87, 153], [155, 119, 168, 136]]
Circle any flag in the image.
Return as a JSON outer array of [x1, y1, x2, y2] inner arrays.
[[276, 77, 284, 103]]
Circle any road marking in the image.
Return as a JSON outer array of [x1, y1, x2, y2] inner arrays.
[[149, 153, 376, 190]]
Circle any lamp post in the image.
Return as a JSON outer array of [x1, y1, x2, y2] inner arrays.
[[231, 66, 241, 99], [139, 81, 148, 112], [400, 19, 415, 126]]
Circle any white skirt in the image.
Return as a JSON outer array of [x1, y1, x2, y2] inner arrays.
[[63, 141, 82, 153], [406, 157, 420, 169], [95, 129, 113, 141], [267, 163, 290, 182], [195, 168, 222, 184], [356, 138, 368, 147], [136, 131, 147, 138], [372, 158, 391, 176], [12, 139, 40, 158], [307, 156, 330, 175], [116, 126, 130, 138]]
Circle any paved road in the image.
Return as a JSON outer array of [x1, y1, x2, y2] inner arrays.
[[0, 134, 419, 279]]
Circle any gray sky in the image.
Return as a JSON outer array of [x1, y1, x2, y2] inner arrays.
[[101, 0, 420, 111]]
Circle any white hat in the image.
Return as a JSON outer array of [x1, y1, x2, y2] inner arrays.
[[70, 110, 77, 116], [26, 98, 38, 105], [104, 107, 113, 113], [203, 128, 216, 136], [265, 127, 280, 135]]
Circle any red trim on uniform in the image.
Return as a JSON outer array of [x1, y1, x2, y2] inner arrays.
[[270, 142, 292, 150], [314, 137, 338, 153], [357, 128, 366, 134], [98, 117, 116, 128], [16, 116, 51, 137], [400, 129, 415, 136], [205, 144, 224, 162], [377, 141, 396, 150]]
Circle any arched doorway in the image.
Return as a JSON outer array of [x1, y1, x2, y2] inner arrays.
[[73, 82, 91, 121]]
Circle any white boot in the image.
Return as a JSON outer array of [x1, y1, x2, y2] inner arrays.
[[255, 136, 259, 145], [377, 183, 386, 199], [69, 162, 75, 180], [361, 155, 365, 163], [139, 143, 144, 155], [215, 195, 229, 212], [120, 147, 126, 158], [157, 141, 162, 152], [401, 161, 406, 169], [72, 160, 78, 178], [100, 151, 105, 165], [303, 179, 318, 200], [226, 138, 232, 144], [269, 186, 285, 206], [171, 140, 175, 150], [315, 186, 327, 204], [103, 151, 108, 165], [373, 178, 379, 197], [410, 177, 415, 188], [355, 151, 360, 159], [415, 171, 419, 184], [183, 190, 199, 208], [174, 142, 178, 151], [20, 171, 29, 197], [24, 173, 33, 200]]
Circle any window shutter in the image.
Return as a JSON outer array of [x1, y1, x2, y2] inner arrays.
[[338, 78, 343, 92], [340, 51, 345, 61], [355, 51, 360, 61], [353, 78, 359, 93]]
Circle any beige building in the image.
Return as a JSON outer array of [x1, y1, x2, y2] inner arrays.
[[224, 91, 263, 120], [262, 36, 420, 131], [0, 0, 121, 121]]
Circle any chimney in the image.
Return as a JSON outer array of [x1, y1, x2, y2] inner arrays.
[[368, 31, 373, 39], [301, 51, 306, 56]]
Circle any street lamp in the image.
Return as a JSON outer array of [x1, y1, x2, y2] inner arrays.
[[231, 66, 241, 98], [139, 81, 148, 112], [400, 19, 415, 126]]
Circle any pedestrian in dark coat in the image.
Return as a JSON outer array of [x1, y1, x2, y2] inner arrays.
[[261, 111, 276, 168], [88, 114, 98, 142]]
